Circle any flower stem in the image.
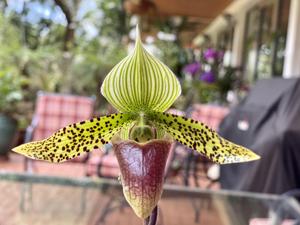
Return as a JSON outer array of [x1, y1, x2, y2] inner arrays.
[[144, 206, 158, 225]]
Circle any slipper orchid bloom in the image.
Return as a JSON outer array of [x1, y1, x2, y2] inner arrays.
[[13, 26, 259, 219]]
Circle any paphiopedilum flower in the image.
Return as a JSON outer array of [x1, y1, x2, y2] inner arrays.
[[13, 26, 259, 219]]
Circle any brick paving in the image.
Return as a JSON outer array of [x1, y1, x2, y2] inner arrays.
[[0, 153, 222, 225]]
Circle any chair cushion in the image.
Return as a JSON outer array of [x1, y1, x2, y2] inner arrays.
[[191, 104, 229, 131], [32, 93, 95, 141], [86, 153, 120, 178]]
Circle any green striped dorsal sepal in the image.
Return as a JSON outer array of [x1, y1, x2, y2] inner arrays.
[[12, 113, 136, 163], [101, 25, 181, 113], [148, 111, 260, 164]]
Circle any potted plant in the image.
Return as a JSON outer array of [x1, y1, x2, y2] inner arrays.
[[179, 48, 243, 107], [0, 71, 24, 158]]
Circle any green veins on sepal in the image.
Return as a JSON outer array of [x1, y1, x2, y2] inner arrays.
[[101, 25, 181, 113]]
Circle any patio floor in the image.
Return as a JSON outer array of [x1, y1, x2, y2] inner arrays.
[[0, 153, 221, 225]]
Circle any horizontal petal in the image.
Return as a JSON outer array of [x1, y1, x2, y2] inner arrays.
[[101, 25, 181, 113], [12, 113, 136, 163], [148, 111, 260, 164]]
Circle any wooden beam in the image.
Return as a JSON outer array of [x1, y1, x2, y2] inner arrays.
[[126, 0, 232, 19], [153, 0, 233, 18], [124, 0, 233, 45]]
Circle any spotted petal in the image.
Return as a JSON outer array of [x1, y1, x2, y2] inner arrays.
[[101, 26, 181, 113], [12, 113, 136, 163], [148, 112, 260, 164]]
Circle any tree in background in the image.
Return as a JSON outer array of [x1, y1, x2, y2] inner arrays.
[[0, 0, 130, 126], [1, 0, 129, 85]]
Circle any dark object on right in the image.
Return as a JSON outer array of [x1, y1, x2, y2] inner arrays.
[[219, 78, 300, 194]]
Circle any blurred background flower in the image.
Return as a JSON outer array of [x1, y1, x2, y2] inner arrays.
[[177, 47, 244, 107], [183, 62, 201, 76], [200, 71, 215, 83], [203, 48, 219, 61]]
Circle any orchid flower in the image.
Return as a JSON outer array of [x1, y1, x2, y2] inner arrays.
[[13, 26, 259, 220]]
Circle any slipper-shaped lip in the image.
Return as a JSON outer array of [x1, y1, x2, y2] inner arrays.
[[112, 138, 172, 218]]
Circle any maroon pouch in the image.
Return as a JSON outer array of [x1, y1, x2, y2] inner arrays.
[[113, 138, 172, 218]]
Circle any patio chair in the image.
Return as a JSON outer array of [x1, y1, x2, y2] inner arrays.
[[183, 103, 229, 187], [86, 143, 120, 178], [23, 91, 96, 172], [174, 104, 229, 224], [20, 91, 95, 212]]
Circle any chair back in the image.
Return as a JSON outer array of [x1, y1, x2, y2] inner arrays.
[[27, 92, 95, 164], [32, 92, 95, 141], [191, 104, 229, 131], [184, 104, 230, 187]]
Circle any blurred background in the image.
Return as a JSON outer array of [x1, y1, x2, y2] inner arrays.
[[1, 0, 300, 225]]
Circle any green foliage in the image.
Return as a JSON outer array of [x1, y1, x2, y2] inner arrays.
[[175, 46, 243, 108], [174, 80, 219, 110], [0, 0, 187, 122], [0, 14, 22, 74], [0, 72, 25, 116], [70, 40, 127, 96], [98, 0, 129, 39], [0, 0, 129, 110], [217, 67, 239, 100], [154, 39, 182, 73]]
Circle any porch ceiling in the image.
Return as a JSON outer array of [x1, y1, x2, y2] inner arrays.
[[124, 0, 233, 45], [152, 0, 232, 18]]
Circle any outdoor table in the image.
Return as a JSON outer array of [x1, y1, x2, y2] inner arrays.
[[0, 171, 299, 225]]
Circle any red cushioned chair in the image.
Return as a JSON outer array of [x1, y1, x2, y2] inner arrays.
[[23, 92, 96, 172], [20, 92, 96, 212], [191, 104, 229, 131], [183, 104, 229, 187], [175, 104, 230, 223], [86, 143, 120, 178]]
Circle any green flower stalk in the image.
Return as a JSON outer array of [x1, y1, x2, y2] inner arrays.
[[13, 26, 259, 219]]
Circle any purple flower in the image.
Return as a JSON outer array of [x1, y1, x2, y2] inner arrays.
[[203, 48, 219, 61], [200, 71, 215, 83], [183, 62, 201, 76]]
